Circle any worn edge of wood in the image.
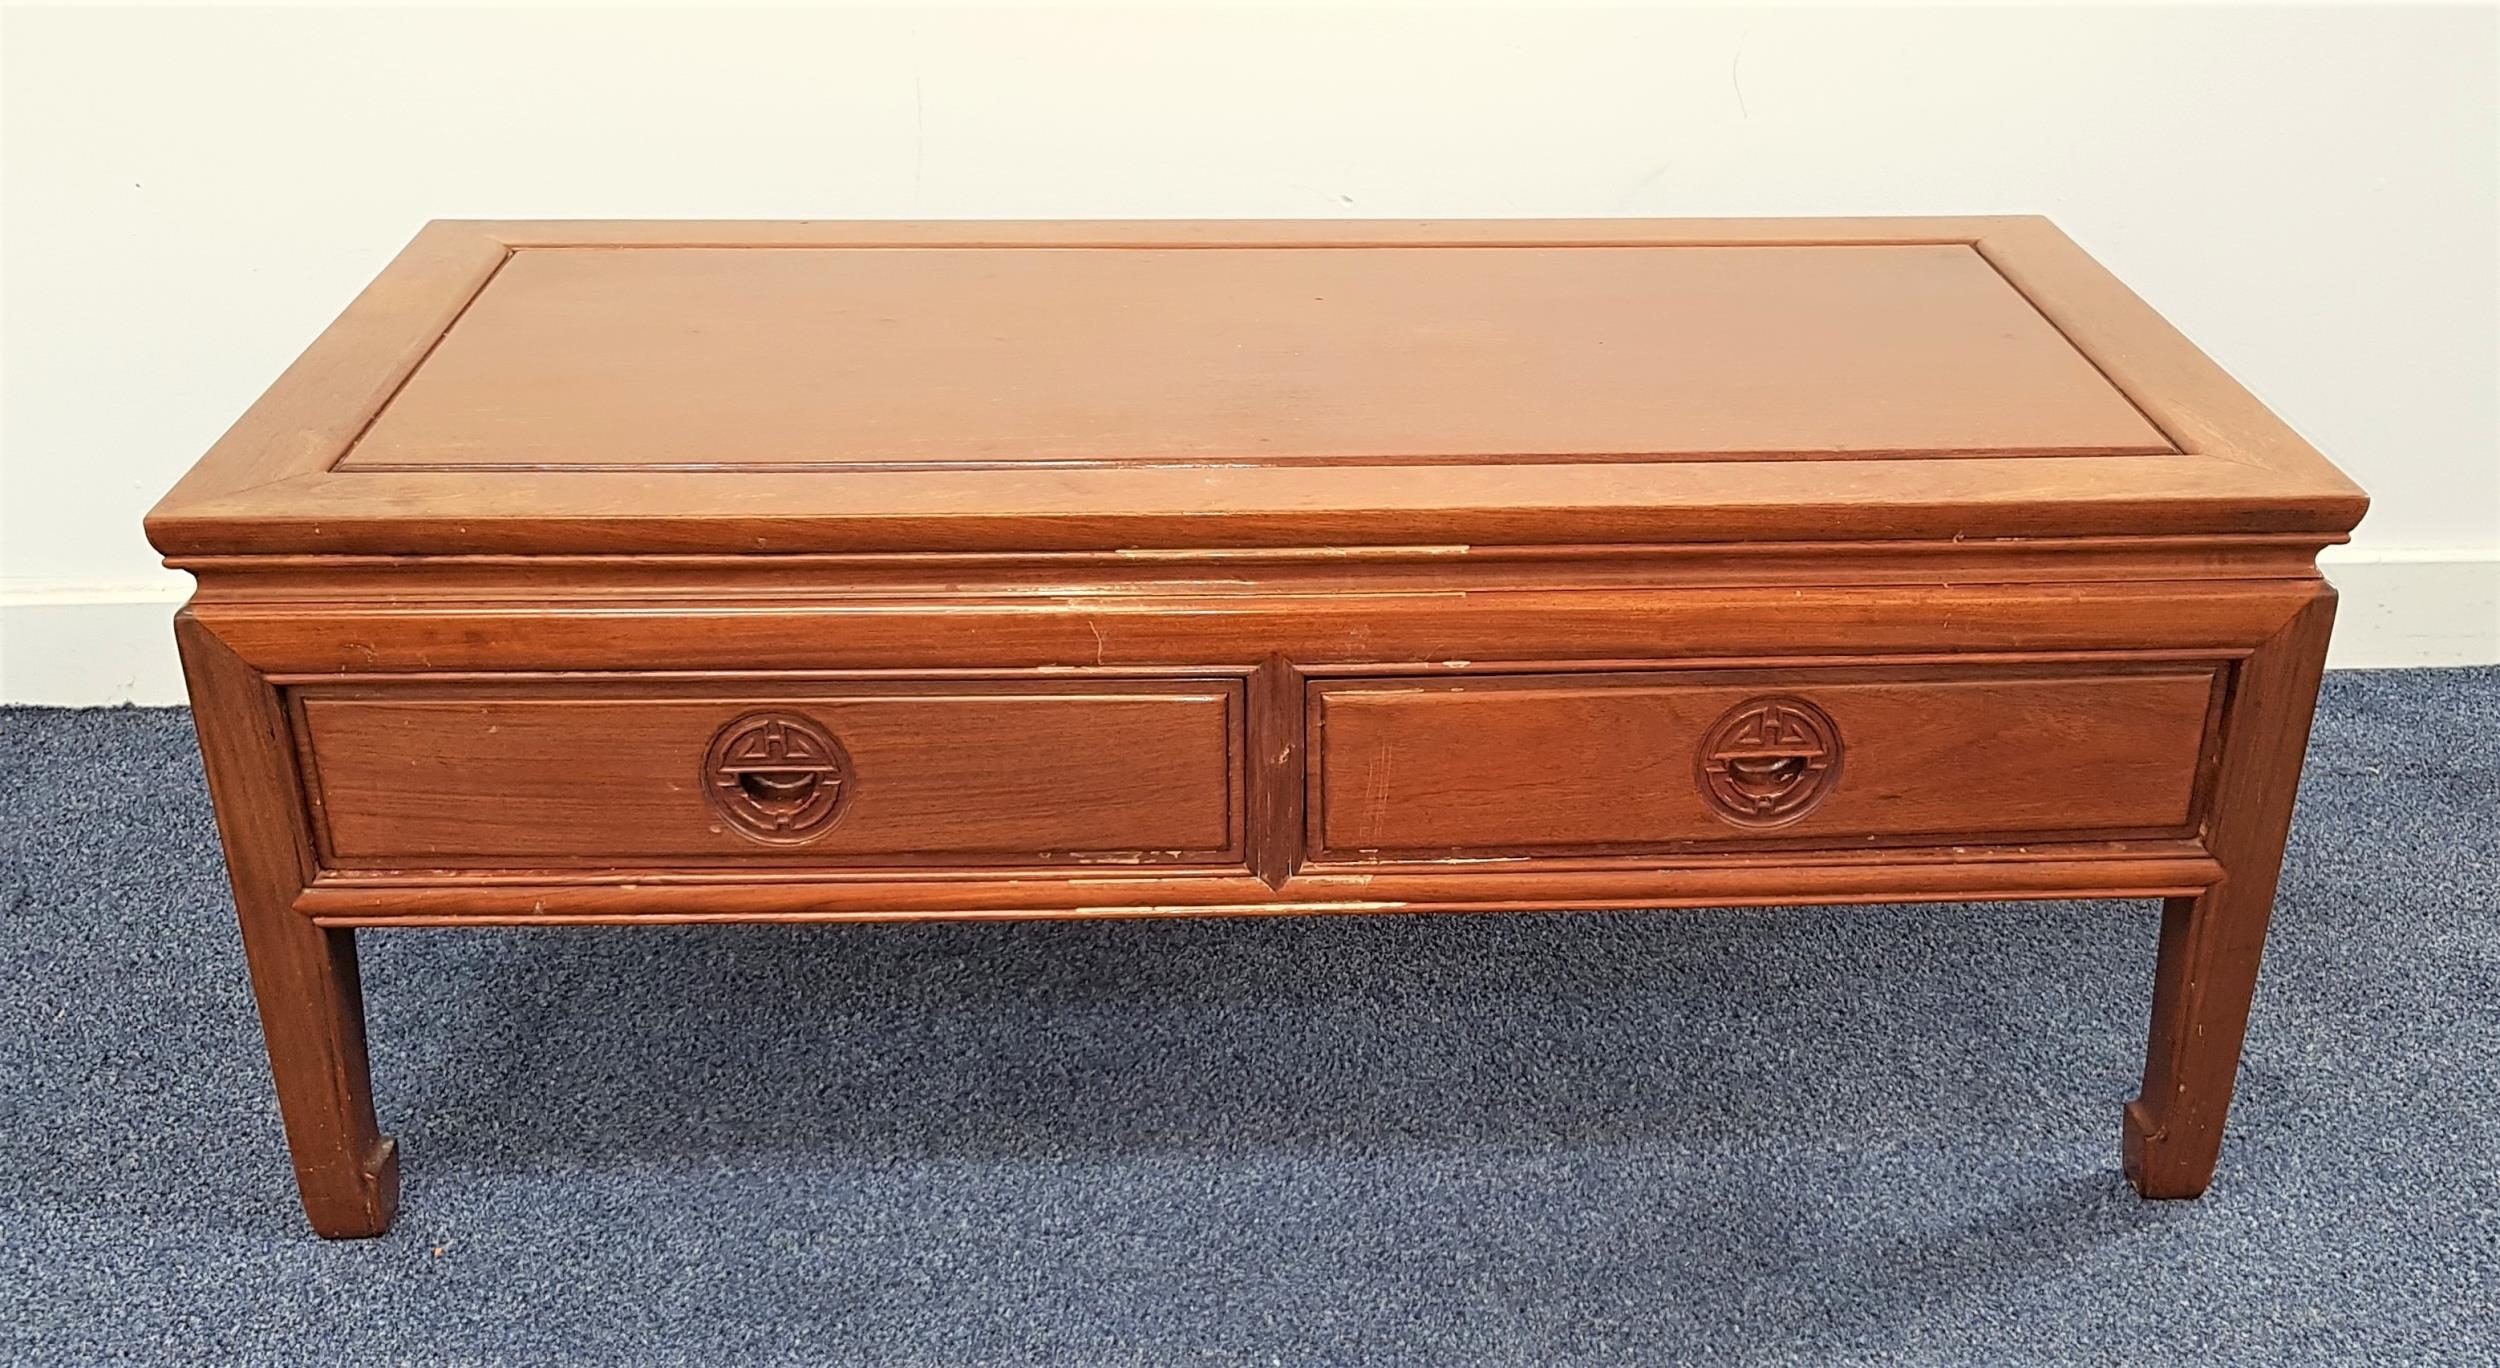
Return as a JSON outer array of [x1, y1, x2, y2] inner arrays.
[[180, 580, 2325, 676], [144, 458, 2362, 558], [294, 852, 2225, 926]]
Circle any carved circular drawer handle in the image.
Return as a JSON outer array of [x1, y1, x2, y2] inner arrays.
[[704, 712, 855, 844], [1696, 696, 1843, 828]]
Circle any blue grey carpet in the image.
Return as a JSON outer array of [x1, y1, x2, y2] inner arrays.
[[2, 668, 2495, 1366]]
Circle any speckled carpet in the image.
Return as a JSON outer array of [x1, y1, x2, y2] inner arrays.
[[3, 667, 2495, 1365]]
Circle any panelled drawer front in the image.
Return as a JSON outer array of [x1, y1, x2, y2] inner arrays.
[[294, 680, 1241, 870], [1308, 666, 2220, 860]]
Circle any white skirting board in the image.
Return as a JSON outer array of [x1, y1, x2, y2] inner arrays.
[[3, 553, 2494, 707], [2, 591, 193, 707], [2317, 551, 2500, 670]]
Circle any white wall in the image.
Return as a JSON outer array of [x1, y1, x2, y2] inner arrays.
[[4, 2, 2494, 703]]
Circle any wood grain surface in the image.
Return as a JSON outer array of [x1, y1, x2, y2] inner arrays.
[[1308, 667, 2220, 858], [340, 243, 2170, 471], [294, 681, 1241, 868]]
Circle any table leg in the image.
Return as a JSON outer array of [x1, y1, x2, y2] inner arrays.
[[2124, 587, 2335, 1198], [236, 914, 400, 1237], [178, 612, 398, 1238]]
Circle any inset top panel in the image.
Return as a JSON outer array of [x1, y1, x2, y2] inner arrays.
[[339, 242, 2173, 471]]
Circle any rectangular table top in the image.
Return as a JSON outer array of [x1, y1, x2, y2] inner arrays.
[[148, 218, 2363, 560]]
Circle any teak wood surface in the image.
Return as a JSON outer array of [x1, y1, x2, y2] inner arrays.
[[149, 218, 2364, 1237]]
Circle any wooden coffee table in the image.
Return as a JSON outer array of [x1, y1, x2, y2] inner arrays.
[[148, 218, 2365, 1237]]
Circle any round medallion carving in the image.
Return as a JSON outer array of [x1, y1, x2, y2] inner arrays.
[[703, 712, 854, 844], [1695, 696, 1843, 828]]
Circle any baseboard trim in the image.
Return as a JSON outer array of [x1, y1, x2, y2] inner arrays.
[[2319, 549, 2500, 670], [2, 589, 190, 706], [5, 554, 2493, 706]]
